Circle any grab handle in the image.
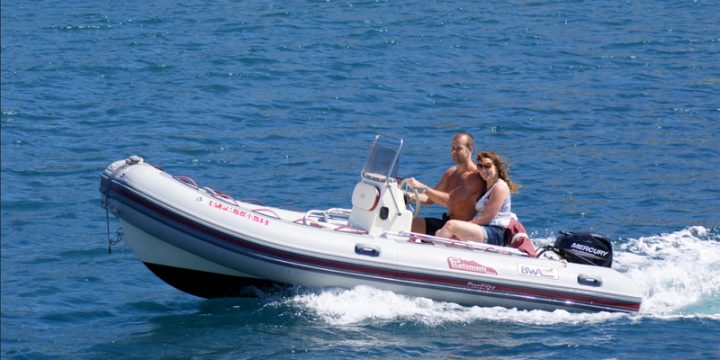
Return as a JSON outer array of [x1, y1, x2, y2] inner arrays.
[[355, 243, 380, 257], [577, 274, 603, 287]]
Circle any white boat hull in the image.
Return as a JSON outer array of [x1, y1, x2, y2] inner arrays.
[[100, 155, 643, 313]]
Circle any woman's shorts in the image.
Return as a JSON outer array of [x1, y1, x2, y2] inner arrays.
[[482, 225, 506, 246]]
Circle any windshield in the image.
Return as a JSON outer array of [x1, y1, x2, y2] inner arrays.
[[361, 135, 402, 180]]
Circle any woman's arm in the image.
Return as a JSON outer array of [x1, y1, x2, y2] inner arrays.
[[471, 183, 509, 225]]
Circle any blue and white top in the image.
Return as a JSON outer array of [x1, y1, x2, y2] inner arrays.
[[473, 179, 513, 227]]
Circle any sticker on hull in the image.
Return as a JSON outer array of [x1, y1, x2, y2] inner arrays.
[[447, 257, 498, 275], [208, 200, 270, 225], [518, 264, 559, 280]]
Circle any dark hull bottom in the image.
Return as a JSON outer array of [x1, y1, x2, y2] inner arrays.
[[144, 263, 284, 298]]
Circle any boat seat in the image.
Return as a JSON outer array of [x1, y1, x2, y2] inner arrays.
[[351, 182, 380, 211]]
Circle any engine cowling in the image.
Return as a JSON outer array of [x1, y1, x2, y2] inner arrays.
[[553, 231, 613, 268]]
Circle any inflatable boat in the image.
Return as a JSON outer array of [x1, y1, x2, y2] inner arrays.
[[99, 135, 643, 313]]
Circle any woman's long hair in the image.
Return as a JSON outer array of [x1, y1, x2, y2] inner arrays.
[[477, 151, 520, 193]]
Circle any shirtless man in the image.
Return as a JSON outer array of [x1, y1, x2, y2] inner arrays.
[[404, 132, 486, 235]]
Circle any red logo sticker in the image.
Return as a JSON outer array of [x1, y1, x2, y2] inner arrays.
[[208, 200, 269, 226], [447, 257, 498, 275]]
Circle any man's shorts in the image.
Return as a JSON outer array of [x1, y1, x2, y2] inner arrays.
[[424, 213, 450, 236]]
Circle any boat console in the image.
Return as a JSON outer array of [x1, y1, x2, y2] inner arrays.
[[348, 135, 413, 236]]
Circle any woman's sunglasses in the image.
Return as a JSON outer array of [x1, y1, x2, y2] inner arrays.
[[479, 163, 494, 169]]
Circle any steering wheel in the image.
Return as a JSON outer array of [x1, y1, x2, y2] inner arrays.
[[399, 179, 422, 217]]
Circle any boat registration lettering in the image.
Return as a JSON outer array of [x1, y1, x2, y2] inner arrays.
[[518, 264, 559, 280], [447, 257, 498, 275], [208, 200, 270, 225]]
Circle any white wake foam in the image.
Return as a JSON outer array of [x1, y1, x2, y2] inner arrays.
[[284, 285, 626, 326], [616, 226, 720, 315]]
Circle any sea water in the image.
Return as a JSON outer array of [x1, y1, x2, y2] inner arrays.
[[2, 0, 719, 358]]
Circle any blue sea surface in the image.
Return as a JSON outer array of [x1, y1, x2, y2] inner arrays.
[[2, 0, 719, 359]]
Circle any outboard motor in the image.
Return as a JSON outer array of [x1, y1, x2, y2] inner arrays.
[[548, 231, 613, 267]]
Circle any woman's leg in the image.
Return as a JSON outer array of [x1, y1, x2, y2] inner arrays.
[[436, 220, 487, 242]]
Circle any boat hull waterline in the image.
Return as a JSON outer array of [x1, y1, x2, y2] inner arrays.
[[100, 155, 642, 313]]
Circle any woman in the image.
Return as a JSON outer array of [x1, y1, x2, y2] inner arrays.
[[435, 151, 519, 245]]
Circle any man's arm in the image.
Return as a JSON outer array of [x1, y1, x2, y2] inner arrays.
[[447, 172, 485, 221], [423, 167, 455, 206], [408, 167, 454, 206]]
